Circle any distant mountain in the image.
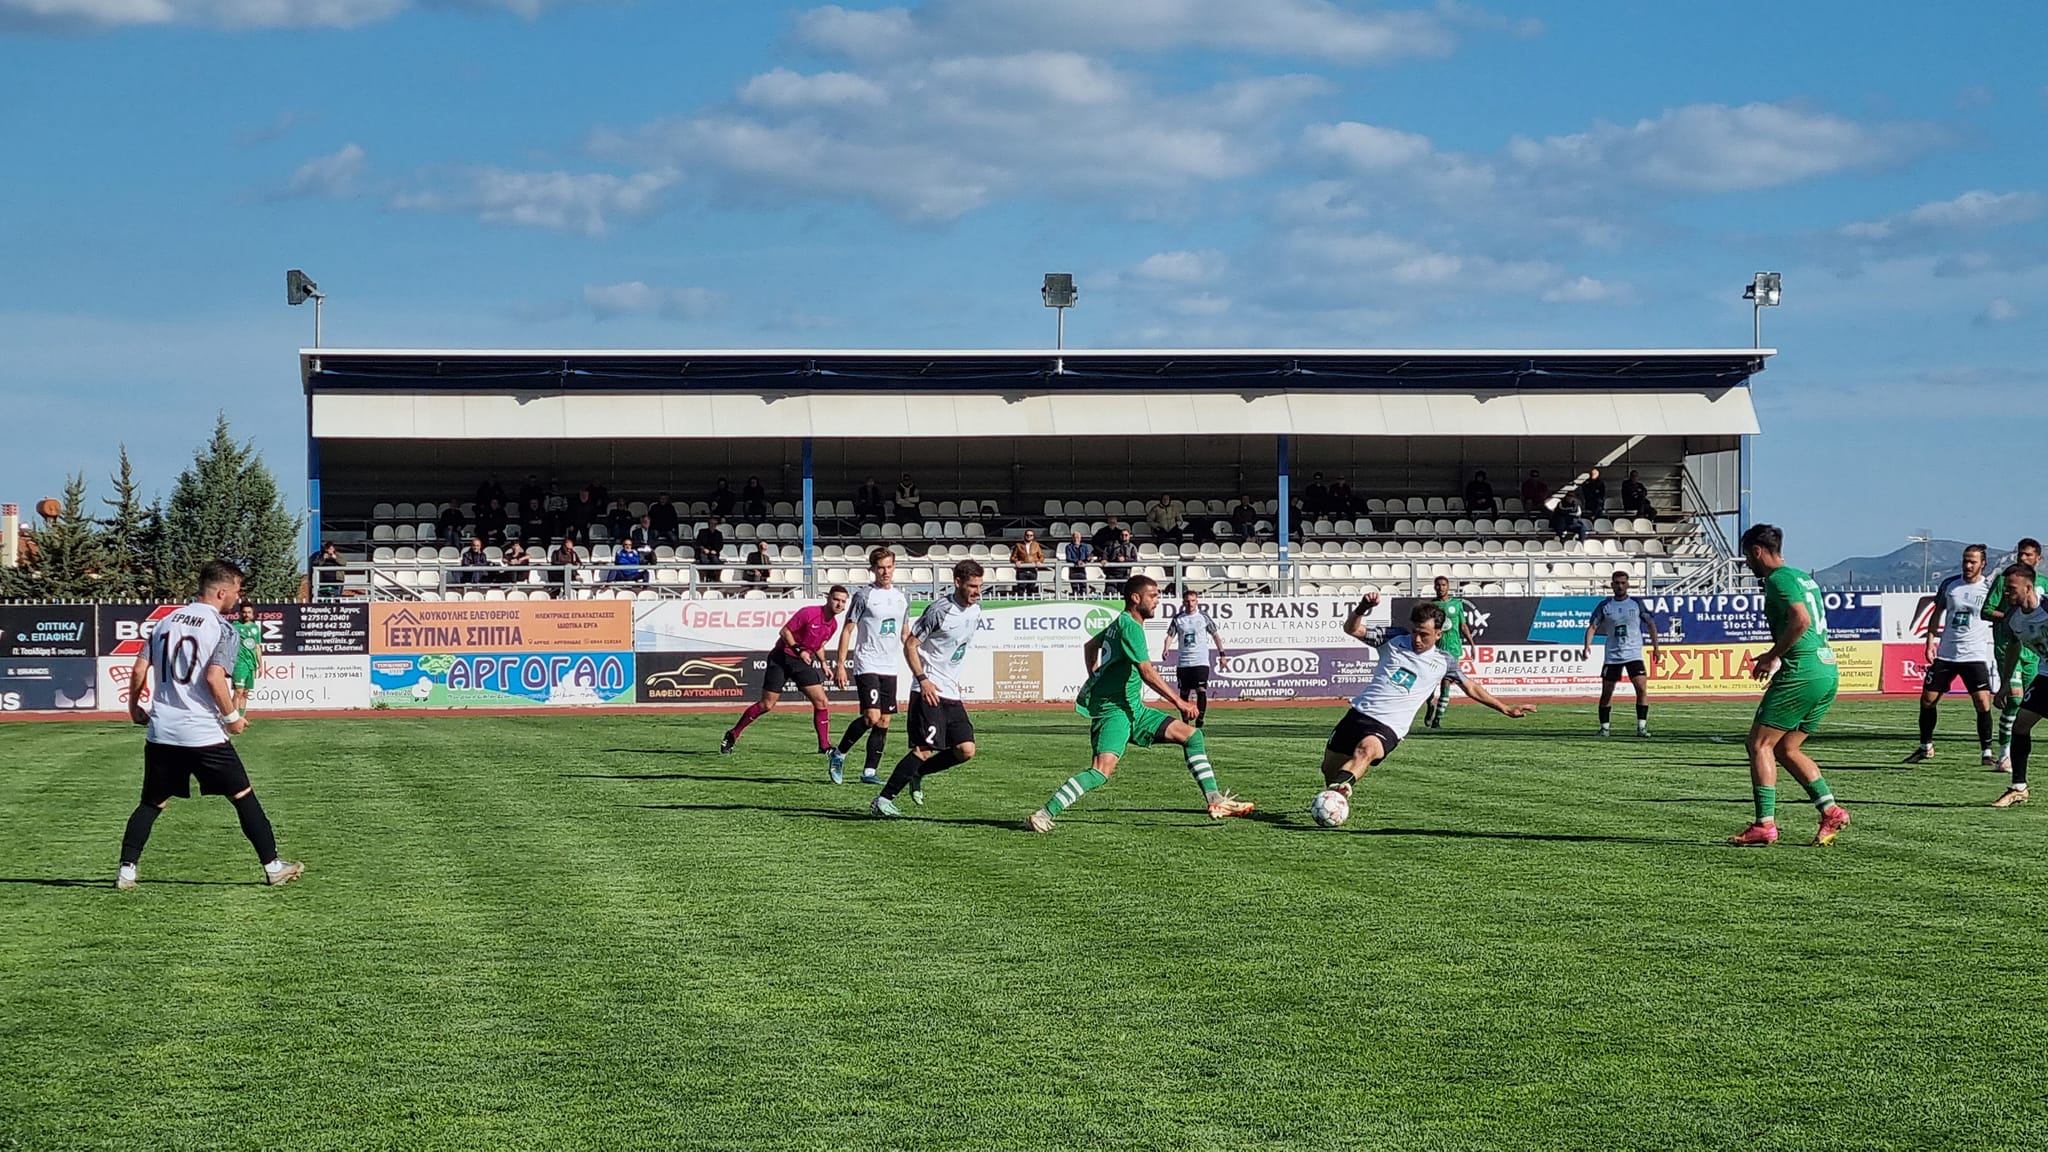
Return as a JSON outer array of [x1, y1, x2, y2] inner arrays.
[[1815, 539, 1998, 588]]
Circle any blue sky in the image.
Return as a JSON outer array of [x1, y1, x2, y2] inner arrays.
[[1, 0, 2042, 566]]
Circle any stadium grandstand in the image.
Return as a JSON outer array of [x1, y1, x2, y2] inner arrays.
[[301, 348, 1766, 603]]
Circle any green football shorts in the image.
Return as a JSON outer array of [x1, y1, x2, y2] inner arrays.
[[1754, 668, 1838, 734], [1090, 706, 1175, 757], [232, 666, 257, 692]]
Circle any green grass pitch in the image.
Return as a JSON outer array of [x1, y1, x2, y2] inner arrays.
[[2, 700, 2044, 1151]]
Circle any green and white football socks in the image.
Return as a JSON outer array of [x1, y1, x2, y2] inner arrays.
[[1183, 730, 1220, 797]]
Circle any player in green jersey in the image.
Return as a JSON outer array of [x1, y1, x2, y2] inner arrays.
[[1421, 575, 1474, 730], [1025, 573, 1255, 833], [1980, 537, 2041, 772], [1989, 561, 2047, 807], [230, 602, 263, 716], [1729, 524, 1852, 847]]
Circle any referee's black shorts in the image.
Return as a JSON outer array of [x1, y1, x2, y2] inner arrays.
[[1601, 659, 1648, 683], [763, 648, 824, 692], [1176, 666, 1211, 694], [142, 741, 252, 806]]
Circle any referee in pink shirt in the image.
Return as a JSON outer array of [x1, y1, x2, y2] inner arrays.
[[723, 585, 851, 758]]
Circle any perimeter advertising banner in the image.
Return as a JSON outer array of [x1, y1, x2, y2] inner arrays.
[[370, 601, 630, 653], [369, 651, 637, 708], [0, 606, 99, 711], [94, 603, 372, 711]]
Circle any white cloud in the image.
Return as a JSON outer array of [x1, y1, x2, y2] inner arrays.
[[1977, 297, 2021, 326], [792, 0, 1459, 63], [1133, 250, 1227, 284], [1305, 121, 1433, 169], [1839, 190, 2045, 241], [596, 58, 1322, 221], [1540, 275, 1631, 304], [738, 68, 888, 110], [582, 282, 725, 321], [1507, 102, 1935, 193], [391, 168, 675, 236], [272, 142, 366, 199], [0, 0, 578, 31]]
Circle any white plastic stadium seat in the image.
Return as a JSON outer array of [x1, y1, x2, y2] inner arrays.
[[1044, 499, 1063, 517], [372, 502, 396, 520], [773, 501, 795, 518]]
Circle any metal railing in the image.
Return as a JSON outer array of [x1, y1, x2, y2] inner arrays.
[[314, 551, 1721, 603]]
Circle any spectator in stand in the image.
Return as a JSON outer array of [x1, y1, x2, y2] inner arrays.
[[456, 536, 494, 585], [855, 477, 887, 522], [1010, 529, 1047, 596], [1622, 469, 1655, 519], [588, 479, 611, 513], [709, 477, 736, 518], [649, 494, 680, 544], [1580, 467, 1608, 518], [1550, 492, 1589, 543], [1147, 493, 1187, 544], [1521, 469, 1549, 511], [519, 498, 551, 543], [611, 540, 648, 584], [436, 501, 467, 546], [1062, 531, 1093, 598], [570, 486, 601, 536], [893, 473, 920, 524], [543, 482, 568, 518], [741, 475, 770, 519], [474, 475, 505, 510], [517, 473, 544, 510], [1232, 495, 1260, 539], [476, 498, 508, 542], [629, 514, 658, 551], [500, 539, 532, 585], [1464, 470, 1497, 515], [742, 545, 771, 592], [548, 537, 580, 599], [1101, 528, 1138, 588], [311, 541, 345, 599], [604, 501, 633, 542], [1092, 515, 1125, 553], [1302, 471, 1329, 516], [1329, 478, 1358, 517], [695, 516, 726, 585]]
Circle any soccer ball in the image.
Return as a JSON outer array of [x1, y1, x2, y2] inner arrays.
[[1311, 789, 1351, 828]]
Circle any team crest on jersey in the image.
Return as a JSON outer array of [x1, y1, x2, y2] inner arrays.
[[880, 619, 898, 634], [1391, 667, 1417, 688]]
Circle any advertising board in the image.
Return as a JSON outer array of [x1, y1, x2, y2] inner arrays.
[[369, 651, 637, 708], [0, 657, 99, 711], [371, 601, 631, 654]]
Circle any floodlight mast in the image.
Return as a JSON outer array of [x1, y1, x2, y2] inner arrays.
[[287, 269, 326, 347], [1042, 272, 1077, 355], [1742, 271, 1781, 349], [1736, 271, 1781, 543]]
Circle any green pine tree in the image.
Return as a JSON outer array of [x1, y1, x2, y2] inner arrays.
[[10, 475, 112, 600], [158, 415, 303, 601], [99, 445, 165, 601]]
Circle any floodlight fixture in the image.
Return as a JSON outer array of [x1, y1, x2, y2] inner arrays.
[[1742, 271, 1781, 347], [287, 269, 326, 346], [1042, 272, 1077, 351]]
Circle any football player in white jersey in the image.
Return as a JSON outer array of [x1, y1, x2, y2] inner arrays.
[[1991, 562, 2048, 807], [116, 560, 303, 890], [830, 548, 912, 785], [1582, 569, 1660, 737], [1906, 544, 1999, 765], [1163, 588, 1226, 728], [1318, 592, 1533, 808], [870, 560, 986, 817]]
